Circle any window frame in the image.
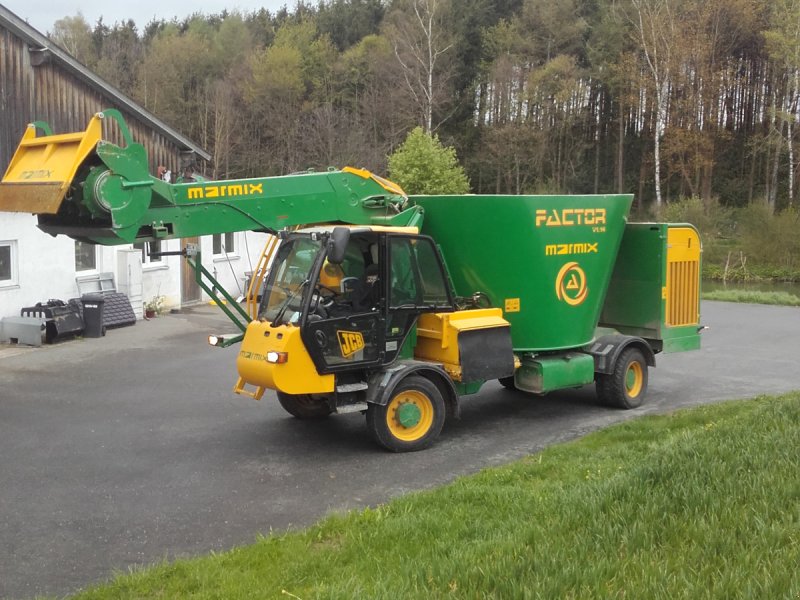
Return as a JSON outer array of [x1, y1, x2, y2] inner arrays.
[[0, 240, 18, 287], [74, 240, 98, 272], [212, 232, 237, 257], [133, 240, 165, 269]]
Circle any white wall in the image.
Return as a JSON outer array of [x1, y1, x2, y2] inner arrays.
[[139, 237, 182, 312], [198, 231, 272, 302], [0, 214, 269, 319], [0, 214, 82, 318]]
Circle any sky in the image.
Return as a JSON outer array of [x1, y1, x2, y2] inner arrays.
[[2, 0, 293, 34]]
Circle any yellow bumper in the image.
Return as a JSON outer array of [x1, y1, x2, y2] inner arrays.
[[235, 321, 334, 398]]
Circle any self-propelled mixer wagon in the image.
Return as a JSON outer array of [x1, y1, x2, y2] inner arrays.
[[0, 111, 702, 451]]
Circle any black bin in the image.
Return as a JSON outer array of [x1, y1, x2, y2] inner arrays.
[[21, 300, 84, 343], [81, 294, 106, 338]]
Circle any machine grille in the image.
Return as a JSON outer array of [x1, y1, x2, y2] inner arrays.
[[665, 227, 701, 327]]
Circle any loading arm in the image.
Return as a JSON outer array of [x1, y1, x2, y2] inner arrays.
[[0, 110, 423, 245]]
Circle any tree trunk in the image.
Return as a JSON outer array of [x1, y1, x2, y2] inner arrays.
[[788, 118, 794, 207], [769, 123, 781, 214], [617, 102, 624, 194], [653, 80, 669, 207]]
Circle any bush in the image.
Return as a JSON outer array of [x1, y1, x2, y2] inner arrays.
[[654, 198, 800, 282], [388, 127, 471, 195]]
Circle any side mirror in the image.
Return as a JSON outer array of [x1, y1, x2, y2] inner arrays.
[[328, 227, 350, 264]]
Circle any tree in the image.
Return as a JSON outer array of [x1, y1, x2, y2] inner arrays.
[[385, 0, 456, 132], [388, 126, 470, 193], [765, 0, 800, 209], [93, 20, 143, 95], [50, 13, 96, 66], [615, 0, 680, 207], [317, 0, 385, 51]]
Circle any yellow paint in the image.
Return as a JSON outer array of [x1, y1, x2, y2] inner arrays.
[[535, 208, 607, 227], [385, 389, 435, 442], [545, 242, 598, 256], [337, 330, 365, 358], [342, 166, 407, 198], [297, 224, 420, 235], [665, 227, 701, 326], [186, 182, 263, 200], [236, 321, 334, 396], [504, 298, 521, 313], [246, 234, 279, 319], [626, 360, 644, 398], [415, 308, 510, 381], [555, 262, 588, 306], [0, 113, 103, 214]]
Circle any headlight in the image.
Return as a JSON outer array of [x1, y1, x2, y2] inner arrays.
[[266, 351, 288, 364]]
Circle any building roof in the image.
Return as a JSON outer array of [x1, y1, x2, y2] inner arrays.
[[0, 4, 212, 162]]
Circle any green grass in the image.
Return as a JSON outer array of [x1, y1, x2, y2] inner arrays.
[[702, 288, 800, 306], [73, 394, 800, 599]]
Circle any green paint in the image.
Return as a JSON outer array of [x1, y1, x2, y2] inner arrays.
[[396, 402, 421, 427], [626, 368, 636, 390], [454, 381, 485, 396], [413, 194, 633, 352], [600, 223, 702, 353], [514, 353, 595, 395], [8, 112, 704, 370]]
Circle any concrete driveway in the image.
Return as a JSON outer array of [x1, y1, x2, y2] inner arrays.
[[0, 301, 798, 599]]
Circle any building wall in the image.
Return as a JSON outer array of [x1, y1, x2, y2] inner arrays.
[[0, 226, 272, 319], [0, 28, 187, 176], [0, 17, 259, 323]]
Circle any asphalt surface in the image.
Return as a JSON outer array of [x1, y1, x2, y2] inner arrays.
[[1, 301, 799, 599]]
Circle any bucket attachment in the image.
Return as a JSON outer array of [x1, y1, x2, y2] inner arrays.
[[0, 114, 102, 214]]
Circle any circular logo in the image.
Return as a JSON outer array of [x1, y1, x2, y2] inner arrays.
[[555, 262, 588, 306]]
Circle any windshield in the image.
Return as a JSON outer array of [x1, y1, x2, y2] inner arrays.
[[258, 236, 321, 325]]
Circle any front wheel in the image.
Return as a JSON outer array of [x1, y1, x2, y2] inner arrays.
[[276, 391, 332, 419], [366, 375, 445, 452], [596, 347, 648, 409]]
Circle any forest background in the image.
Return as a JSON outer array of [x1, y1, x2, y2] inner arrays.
[[46, 0, 800, 281]]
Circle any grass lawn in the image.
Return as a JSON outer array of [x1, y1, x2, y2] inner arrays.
[[73, 393, 800, 599], [702, 289, 800, 306]]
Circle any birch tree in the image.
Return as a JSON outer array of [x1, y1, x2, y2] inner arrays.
[[615, 0, 679, 206], [386, 0, 455, 133], [765, 0, 800, 209]]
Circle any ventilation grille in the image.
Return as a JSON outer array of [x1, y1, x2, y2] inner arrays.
[[666, 260, 699, 326]]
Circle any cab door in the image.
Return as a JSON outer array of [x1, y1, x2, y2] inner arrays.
[[383, 234, 455, 363], [301, 233, 386, 374], [302, 312, 385, 373]]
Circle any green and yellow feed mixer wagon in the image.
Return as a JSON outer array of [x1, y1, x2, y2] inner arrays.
[[0, 111, 702, 451]]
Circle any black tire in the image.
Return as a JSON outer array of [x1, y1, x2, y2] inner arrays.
[[366, 375, 446, 452], [276, 391, 332, 419], [498, 375, 516, 390], [596, 347, 648, 409]]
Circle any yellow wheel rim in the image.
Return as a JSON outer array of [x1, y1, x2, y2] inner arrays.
[[625, 361, 643, 398], [386, 389, 435, 442]]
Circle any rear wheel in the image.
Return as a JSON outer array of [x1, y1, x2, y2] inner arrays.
[[366, 375, 445, 452], [596, 347, 648, 409], [276, 391, 332, 419], [498, 375, 516, 390]]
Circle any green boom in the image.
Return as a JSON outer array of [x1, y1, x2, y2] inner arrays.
[[0, 110, 420, 243]]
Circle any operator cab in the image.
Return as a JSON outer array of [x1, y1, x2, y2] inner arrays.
[[258, 226, 455, 374]]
